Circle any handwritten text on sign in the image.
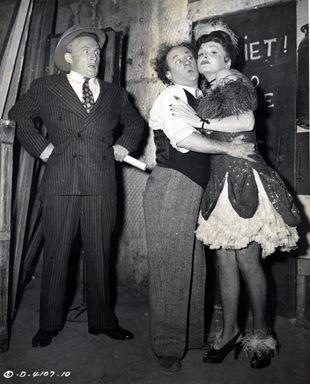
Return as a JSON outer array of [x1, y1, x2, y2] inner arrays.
[[244, 35, 288, 61], [243, 34, 288, 108]]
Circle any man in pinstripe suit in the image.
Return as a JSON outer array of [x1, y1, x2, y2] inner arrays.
[[9, 25, 144, 347]]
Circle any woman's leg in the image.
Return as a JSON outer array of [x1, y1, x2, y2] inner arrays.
[[236, 242, 278, 368], [235, 242, 268, 332], [215, 248, 240, 348]]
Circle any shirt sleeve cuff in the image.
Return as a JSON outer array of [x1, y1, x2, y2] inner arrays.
[[40, 143, 54, 161]]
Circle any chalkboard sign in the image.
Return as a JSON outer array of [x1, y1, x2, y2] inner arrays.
[[193, 1, 297, 189]]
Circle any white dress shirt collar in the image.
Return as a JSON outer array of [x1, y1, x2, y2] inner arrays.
[[67, 70, 97, 85], [66, 70, 100, 102]]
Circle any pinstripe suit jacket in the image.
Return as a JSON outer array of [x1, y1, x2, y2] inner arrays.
[[9, 74, 144, 197]]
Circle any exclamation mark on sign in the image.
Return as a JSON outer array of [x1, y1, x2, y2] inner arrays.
[[244, 35, 248, 61], [283, 35, 287, 53]]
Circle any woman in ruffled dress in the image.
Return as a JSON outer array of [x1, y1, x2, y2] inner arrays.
[[171, 21, 300, 369]]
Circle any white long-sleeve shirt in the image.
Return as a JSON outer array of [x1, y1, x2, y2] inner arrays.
[[149, 84, 202, 153]]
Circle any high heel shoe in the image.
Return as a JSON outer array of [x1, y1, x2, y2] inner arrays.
[[250, 348, 274, 369], [241, 330, 279, 369], [203, 332, 242, 363]]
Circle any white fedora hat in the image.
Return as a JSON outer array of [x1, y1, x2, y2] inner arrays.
[[54, 25, 106, 72]]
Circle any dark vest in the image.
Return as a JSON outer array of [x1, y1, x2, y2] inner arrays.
[[153, 89, 210, 188]]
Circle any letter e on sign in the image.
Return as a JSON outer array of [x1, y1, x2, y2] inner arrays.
[[264, 93, 274, 108]]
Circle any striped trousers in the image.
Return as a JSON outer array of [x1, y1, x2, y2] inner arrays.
[[40, 194, 118, 331], [143, 167, 206, 358]]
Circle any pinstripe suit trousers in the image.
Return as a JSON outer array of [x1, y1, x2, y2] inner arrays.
[[40, 194, 118, 331], [143, 167, 206, 358]]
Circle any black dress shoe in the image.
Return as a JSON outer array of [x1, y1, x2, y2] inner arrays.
[[158, 356, 182, 373], [89, 325, 134, 340], [32, 329, 59, 348]]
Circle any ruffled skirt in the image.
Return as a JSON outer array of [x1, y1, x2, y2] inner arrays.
[[196, 169, 299, 257]]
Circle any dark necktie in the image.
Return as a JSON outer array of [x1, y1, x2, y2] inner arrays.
[[82, 78, 94, 113]]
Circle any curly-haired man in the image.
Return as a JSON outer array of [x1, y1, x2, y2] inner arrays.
[[143, 42, 254, 372]]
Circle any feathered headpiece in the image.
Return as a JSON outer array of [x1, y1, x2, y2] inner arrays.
[[194, 19, 239, 47]]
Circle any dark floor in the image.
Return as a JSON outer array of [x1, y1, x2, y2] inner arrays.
[[1, 278, 310, 384]]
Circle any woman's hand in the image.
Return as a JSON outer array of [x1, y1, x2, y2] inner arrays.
[[170, 97, 203, 128]]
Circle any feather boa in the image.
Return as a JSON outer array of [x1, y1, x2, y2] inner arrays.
[[197, 71, 257, 120], [241, 331, 278, 358]]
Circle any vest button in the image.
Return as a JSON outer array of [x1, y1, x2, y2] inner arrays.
[[73, 153, 77, 158], [78, 132, 82, 137]]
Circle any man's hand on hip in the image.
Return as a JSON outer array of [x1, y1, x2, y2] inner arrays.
[[113, 144, 129, 162]]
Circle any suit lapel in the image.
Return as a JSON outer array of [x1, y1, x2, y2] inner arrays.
[[89, 80, 119, 118], [47, 74, 88, 119], [46, 76, 119, 124]]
